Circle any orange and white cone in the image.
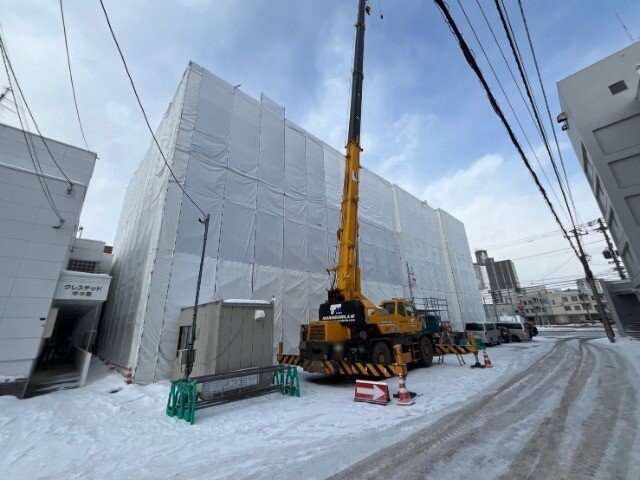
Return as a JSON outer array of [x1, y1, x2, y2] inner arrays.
[[396, 375, 415, 406], [124, 367, 133, 384], [482, 350, 494, 368]]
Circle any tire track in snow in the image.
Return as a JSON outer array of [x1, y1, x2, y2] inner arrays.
[[498, 338, 595, 479], [333, 337, 582, 479]]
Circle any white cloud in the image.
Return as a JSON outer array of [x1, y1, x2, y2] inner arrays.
[[421, 152, 607, 286]]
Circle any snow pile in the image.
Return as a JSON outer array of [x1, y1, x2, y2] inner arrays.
[[0, 341, 556, 479]]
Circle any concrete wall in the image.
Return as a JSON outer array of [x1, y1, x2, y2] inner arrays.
[[558, 42, 640, 294], [0, 123, 96, 378]]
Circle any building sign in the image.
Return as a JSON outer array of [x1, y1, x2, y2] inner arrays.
[[64, 284, 103, 297], [55, 273, 111, 302]]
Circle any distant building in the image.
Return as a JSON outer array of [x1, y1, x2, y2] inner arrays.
[[516, 284, 608, 325], [557, 41, 640, 336], [474, 250, 520, 307], [0, 123, 112, 398], [474, 250, 520, 291]]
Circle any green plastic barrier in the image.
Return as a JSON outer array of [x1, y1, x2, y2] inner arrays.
[[273, 366, 300, 397], [166, 379, 197, 425]]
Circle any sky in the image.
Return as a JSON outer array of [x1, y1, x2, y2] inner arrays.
[[0, 0, 638, 287]]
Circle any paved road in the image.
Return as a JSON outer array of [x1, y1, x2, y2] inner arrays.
[[334, 331, 638, 480]]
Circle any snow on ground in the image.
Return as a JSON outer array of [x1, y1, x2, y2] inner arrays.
[[592, 335, 640, 387], [0, 338, 556, 480], [538, 325, 607, 332]]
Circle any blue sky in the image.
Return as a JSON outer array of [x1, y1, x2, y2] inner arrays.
[[1, 0, 638, 285]]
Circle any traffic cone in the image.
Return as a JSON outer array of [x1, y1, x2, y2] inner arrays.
[[396, 375, 415, 406], [482, 350, 494, 368]]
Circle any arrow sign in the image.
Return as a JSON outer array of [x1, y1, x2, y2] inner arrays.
[[354, 380, 389, 405]]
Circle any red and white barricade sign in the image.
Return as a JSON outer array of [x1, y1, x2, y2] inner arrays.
[[354, 380, 389, 405]]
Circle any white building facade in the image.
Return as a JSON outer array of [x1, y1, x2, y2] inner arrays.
[[0, 123, 111, 398], [99, 63, 485, 384], [557, 42, 640, 296]]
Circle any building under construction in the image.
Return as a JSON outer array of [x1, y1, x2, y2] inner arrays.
[[98, 62, 484, 384]]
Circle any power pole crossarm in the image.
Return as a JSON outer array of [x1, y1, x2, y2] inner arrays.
[[596, 218, 626, 280]]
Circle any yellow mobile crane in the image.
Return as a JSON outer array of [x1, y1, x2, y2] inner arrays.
[[278, 0, 476, 378]]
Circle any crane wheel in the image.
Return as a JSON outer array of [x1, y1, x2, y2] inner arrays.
[[370, 342, 392, 364], [419, 336, 434, 367]]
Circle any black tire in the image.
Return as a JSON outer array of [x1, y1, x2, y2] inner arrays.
[[418, 336, 434, 367], [512, 335, 521, 342], [497, 337, 502, 346], [370, 341, 392, 364]]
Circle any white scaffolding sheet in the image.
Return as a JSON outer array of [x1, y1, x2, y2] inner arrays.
[[99, 63, 484, 384]]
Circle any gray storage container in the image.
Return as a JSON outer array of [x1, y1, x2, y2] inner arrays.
[[173, 299, 274, 382]]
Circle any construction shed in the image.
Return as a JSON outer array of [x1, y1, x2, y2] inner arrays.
[[98, 62, 484, 384]]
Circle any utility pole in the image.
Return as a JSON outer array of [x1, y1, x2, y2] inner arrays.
[[570, 228, 615, 342], [596, 218, 626, 280], [184, 213, 210, 380]]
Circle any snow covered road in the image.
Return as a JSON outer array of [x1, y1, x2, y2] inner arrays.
[[2, 331, 638, 479], [335, 331, 640, 480]]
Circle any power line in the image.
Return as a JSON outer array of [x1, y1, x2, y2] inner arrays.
[[471, 0, 573, 224], [59, 0, 89, 150], [480, 217, 600, 250], [433, 0, 576, 257], [473, 0, 539, 142], [515, 0, 582, 227], [493, 0, 576, 230], [488, 1, 612, 342], [511, 238, 605, 261], [0, 37, 65, 227], [98, 0, 206, 218], [433, 0, 615, 342], [455, 0, 567, 216], [0, 31, 74, 193], [537, 255, 577, 283], [481, 229, 564, 250]]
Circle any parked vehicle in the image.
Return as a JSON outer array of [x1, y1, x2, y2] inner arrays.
[[465, 322, 502, 346], [497, 317, 531, 342]]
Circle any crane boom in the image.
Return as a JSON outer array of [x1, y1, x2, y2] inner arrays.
[[281, 0, 476, 376], [330, 0, 367, 303]]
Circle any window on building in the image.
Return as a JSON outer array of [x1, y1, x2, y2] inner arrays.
[[571, 296, 578, 302], [581, 143, 592, 181], [561, 296, 568, 302], [574, 305, 581, 311], [564, 306, 571, 311], [542, 307, 547, 312], [585, 304, 592, 310], [608, 80, 628, 95], [590, 295, 594, 300], [595, 176, 606, 210], [67, 259, 99, 273]]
